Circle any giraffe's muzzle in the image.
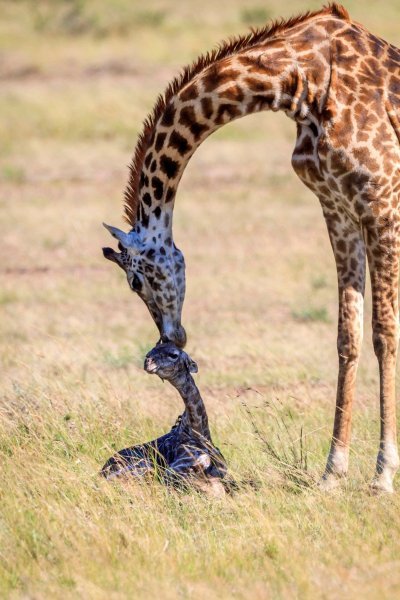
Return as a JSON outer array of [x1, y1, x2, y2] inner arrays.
[[144, 357, 158, 374], [160, 323, 187, 349]]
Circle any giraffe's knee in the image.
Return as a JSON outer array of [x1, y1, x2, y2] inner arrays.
[[337, 333, 362, 365], [372, 328, 399, 360], [337, 294, 364, 365]]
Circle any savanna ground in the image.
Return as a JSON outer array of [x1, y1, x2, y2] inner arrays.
[[1, 1, 400, 598]]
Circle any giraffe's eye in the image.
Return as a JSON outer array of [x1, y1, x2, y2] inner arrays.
[[131, 274, 142, 291], [166, 351, 179, 359]]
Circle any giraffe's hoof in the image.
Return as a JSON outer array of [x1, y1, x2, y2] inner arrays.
[[370, 477, 395, 494], [317, 472, 344, 492]]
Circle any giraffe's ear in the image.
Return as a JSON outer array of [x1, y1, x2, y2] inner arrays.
[[103, 223, 141, 254], [185, 355, 198, 373], [102, 247, 125, 270]]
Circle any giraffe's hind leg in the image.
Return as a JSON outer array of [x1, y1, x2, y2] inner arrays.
[[166, 448, 225, 496], [365, 219, 400, 493], [166, 449, 210, 481], [319, 208, 366, 491]]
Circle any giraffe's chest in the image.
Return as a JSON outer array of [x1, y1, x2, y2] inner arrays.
[[291, 125, 399, 223], [291, 124, 330, 191], [292, 117, 400, 225]]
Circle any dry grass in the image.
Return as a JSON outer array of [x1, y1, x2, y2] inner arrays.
[[2, 1, 400, 598]]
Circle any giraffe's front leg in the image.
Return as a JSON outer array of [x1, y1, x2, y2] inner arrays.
[[367, 225, 400, 493], [319, 214, 366, 491], [167, 450, 225, 497]]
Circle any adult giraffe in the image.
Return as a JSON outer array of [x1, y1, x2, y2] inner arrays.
[[102, 4, 400, 492]]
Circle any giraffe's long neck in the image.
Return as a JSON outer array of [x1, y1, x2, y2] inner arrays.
[[132, 27, 332, 237], [168, 371, 211, 440]]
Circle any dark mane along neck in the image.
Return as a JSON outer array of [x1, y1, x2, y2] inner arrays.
[[124, 3, 350, 229]]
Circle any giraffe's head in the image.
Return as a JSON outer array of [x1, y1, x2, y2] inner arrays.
[[144, 342, 198, 380], [102, 223, 187, 347]]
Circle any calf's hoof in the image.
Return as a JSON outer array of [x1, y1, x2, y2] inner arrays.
[[193, 477, 226, 498]]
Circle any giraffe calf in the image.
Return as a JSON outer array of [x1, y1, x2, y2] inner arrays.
[[101, 343, 227, 495]]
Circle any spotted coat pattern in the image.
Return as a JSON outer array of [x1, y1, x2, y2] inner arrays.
[[103, 4, 400, 492]]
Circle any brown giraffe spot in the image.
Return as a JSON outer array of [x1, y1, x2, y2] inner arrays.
[[151, 176, 163, 200], [354, 102, 378, 129], [366, 33, 386, 58], [335, 108, 354, 147], [322, 199, 335, 210], [389, 77, 400, 96], [142, 192, 151, 206], [236, 54, 274, 74], [335, 39, 359, 69], [153, 206, 162, 219], [341, 171, 370, 198], [356, 130, 369, 143], [215, 104, 240, 124], [340, 73, 358, 92], [219, 85, 244, 103], [200, 97, 214, 119], [155, 132, 167, 152], [318, 185, 330, 196], [202, 65, 240, 92], [139, 172, 149, 190], [354, 201, 364, 215], [160, 155, 179, 179], [169, 131, 192, 155], [296, 134, 314, 156], [190, 122, 209, 140], [353, 146, 379, 172], [343, 28, 368, 55], [247, 94, 273, 113], [161, 104, 176, 127], [140, 206, 149, 229], [180, 82, 198, 102], [165, 187, 175, 203], [327, 177, 339, 193], [359, 60, 384, 87], [179, 106, 196, 128], [179, 106, 210, 138], [336, 239, 346, 253]]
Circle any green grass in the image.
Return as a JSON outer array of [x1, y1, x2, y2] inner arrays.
[[292, 306, 331, 323], [1, 1, 400, 598], [0, 164, 26, 183], [240, 7, 273, 26]]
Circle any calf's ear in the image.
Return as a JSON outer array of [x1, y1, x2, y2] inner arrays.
[[185, 355, 198, 373]]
